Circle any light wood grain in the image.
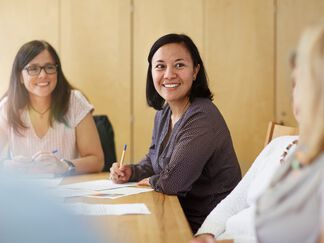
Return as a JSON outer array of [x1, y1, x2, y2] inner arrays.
[[204, 0, 275, 173], [276, 0, 324, 126], [63, 173, 193, 243], [60, 0, 132, 161], [0, 0, 59, 96]]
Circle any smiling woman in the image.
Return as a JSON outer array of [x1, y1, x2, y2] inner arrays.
[[0, 40, 104, 176], [110, 33, 242, 233]]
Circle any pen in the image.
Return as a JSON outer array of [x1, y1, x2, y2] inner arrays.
[[119, 144, 127, 169]]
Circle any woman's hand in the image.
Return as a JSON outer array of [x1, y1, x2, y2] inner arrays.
[[31, 151, 69, 175], [109, 163, 132, 183], [137, 177, 151, 186]]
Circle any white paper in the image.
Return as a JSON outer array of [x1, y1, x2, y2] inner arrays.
[[60, 179, 137, 191], [86, 187, 153, 199], [51, 188, 95, 198], [67, 203, 151, 215]]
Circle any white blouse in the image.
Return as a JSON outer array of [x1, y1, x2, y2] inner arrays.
[[0, 90, 93, 161], [196, 135, 299, 243]]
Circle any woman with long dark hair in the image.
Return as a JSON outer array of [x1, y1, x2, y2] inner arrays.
[[0, 40, 104, 175], [110, 34, 241, 233]]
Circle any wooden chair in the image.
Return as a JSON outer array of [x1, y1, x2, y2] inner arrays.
[[264, 121, 299, 147]]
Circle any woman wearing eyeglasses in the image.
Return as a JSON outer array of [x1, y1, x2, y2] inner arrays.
[[0, 40, 104, 176]]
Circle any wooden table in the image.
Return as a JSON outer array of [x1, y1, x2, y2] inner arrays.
[[62, 172, 193, 243]]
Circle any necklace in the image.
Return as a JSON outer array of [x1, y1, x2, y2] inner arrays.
[[279, 139, 298, 164], [29, 105, 51, 118]]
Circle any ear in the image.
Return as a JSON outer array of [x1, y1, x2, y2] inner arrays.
[[193, 64, 200, 80]]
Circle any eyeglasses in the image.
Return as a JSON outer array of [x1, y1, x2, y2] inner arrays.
[[23, 64, 58, 76]]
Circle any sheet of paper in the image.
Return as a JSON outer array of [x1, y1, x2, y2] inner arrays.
[[67, 203, 151, 215], [60, 179, 137, 191], [86, 187, 153, 199], [51, 188, 95, 198]]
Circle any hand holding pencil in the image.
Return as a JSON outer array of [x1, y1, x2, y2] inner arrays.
[[109, 144, 132, 183]]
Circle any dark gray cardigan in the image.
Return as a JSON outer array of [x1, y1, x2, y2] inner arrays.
[[130, 98, 241, 233]]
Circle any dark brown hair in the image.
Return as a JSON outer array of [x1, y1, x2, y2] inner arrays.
[[3, 40, 73, 134]]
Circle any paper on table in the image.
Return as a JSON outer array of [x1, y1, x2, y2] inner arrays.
[[51, 188, 95, 198], [60, 179, 137, 191], [66, 203, 151, 215], [86, 187, 153, 199]]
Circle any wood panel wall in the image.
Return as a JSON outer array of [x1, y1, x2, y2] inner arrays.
[[204, 0, 275, 173], [276, 0, 324, 126], [0, 0, 323, 173]]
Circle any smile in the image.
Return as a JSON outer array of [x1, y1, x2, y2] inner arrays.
[[35, 82, 50, 87], [163, 83, 180, 88]]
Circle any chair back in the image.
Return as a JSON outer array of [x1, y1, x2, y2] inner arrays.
[[264, 121, 299, 147], [93, 115, 117, 171]]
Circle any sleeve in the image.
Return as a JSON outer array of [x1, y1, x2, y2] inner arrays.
[[196, 145, 270, 238], [67, 90, 94, 128], [128, 113, 158, 181], [149, 110, 225, 195], [196, 138, 277, 237], [196, 137, 290, 237]]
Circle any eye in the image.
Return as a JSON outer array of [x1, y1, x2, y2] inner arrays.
[[175, 63, 185, 69], [27, 65, 39, 72], [45, 64, 56, 71], [154, 64, 165, 70]]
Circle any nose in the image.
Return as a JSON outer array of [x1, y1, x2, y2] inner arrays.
[[164, 66, 176, 79], [38, 67, 48, 78]]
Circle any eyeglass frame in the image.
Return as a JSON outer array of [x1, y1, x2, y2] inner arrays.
[[23, 64, 59, 76]]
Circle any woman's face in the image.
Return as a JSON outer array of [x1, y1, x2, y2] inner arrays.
[[21, 49, 57, 100], [151, 43, 199, 106]]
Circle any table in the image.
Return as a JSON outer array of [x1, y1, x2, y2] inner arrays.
[[62, 172, 193, 243]]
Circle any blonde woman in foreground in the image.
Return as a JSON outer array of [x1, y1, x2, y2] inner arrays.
[[255, 22, 324, 243]]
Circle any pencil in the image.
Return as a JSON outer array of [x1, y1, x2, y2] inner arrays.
[[119, 144, 127, 169]]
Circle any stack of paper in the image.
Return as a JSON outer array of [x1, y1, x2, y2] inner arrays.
[[66, 203, 151, 215]]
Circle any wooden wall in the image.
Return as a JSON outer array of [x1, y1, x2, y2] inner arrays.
[[0, 0, 323, 173]]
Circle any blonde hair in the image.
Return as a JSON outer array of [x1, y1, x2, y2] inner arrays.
[[296, 22, 324, 162]]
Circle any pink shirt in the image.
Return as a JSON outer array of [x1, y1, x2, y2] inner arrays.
[[0, 90, 93, 161]]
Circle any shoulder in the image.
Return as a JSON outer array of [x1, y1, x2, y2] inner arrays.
[[266, 135, 299, 152], [190, 98, 217, 113], [68, 90, 93, 110], [70, 90, 90, 104], [189, 98, 224, 121], [185, 98, 227, 130], [66, 90, 94, 127]]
